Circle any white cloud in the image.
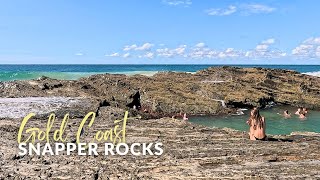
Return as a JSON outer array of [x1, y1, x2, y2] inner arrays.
[[188, 47, 218, 59], [136, 43, 154, 51], [246, 38, 286, 58], [123, 43, 154, 51], [206, 4, 276, 16], [241, 4, 276, 15], [105, 52, 120, 57], [195, 42, 206, 48], [255, 44, 269, 51], [292, 44, 313, 56], [110, 37, 317, 60], [156, 48, 173, 58], [175, 45, 187, 55], [123, 44, 137, 51], [157, 45, 187, 58], [262, 38, 275, 44], [214, 48, 244, 58], [142, 52, 154, 59], [187, 47, 244, 59], [75, 53, 84, 56], [292, 37, 320, 58], [225, 48, 233, 53], [163, 0, 192, 7], [123, 53, 130, 58], [223, 48, 244, 57], [206, 6, 237, 16], [316, 46, 320, 57], [188, 43, 243, 59], [254, 38, 275, 52], [246, 49, 286, 59], [303, 37, 320, 45]]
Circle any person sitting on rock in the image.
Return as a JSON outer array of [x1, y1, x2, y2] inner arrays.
[[295, 107, 302, 115], [246, 108, 266, 141], [283, 110, 291, 118]]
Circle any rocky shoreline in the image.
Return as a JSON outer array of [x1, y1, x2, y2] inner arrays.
[[0, 66, 320, 179], [1, 66, 320, 118]]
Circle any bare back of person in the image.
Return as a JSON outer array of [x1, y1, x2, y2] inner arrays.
[[252, 117, 266, 140]]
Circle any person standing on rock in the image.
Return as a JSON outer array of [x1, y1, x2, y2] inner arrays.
[[246, 108, 267, 141]]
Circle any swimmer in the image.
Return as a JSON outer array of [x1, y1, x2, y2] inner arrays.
[[303, 107, 308, 114], [299, 111, 306, 119], [295, 107, 302, 115], [283, 110, 291, 118]]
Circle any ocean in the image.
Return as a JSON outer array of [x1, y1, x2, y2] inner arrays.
[[0, 64, 319, 135], [0, 64, 320, 81]]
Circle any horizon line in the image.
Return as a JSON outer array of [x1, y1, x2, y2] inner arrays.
[[0, 64, 320, 66]]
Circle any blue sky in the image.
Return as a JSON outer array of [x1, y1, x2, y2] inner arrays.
[[0, 0, 320, 64]]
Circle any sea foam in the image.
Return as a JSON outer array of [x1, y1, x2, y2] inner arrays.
[[0, 97, 84, 119], [303, 71, 320, 77]]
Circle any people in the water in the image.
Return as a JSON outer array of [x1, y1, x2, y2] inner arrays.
[[283, 110, 291, 118], [285, 107, 308, 119], [182, 113, 188, 121], [246, 108, 267, 141], [172, 112, 188, 121], [303, 108, 308, 114], [295, 107, 302, 115], [299, 110, 306, 119], [293, 107, 308, 119]]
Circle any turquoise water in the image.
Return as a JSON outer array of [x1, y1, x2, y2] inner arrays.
[[189, 106, 320, 135], [0, 64, 320, 81]]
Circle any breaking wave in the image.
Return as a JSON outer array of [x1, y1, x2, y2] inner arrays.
[[303, 71, 320, 77]]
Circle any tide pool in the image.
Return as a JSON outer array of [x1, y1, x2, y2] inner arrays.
[[189, 106, 320, 135]]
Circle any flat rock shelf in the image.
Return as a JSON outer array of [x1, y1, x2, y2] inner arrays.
[[0, 113, 319, 179]]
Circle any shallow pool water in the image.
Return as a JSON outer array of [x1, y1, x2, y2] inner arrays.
[[189, 106, 320, 135]]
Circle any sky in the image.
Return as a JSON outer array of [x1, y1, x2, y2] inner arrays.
[[0, 0, 320, 64]]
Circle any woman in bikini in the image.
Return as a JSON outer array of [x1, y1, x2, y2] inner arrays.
[[246, 108, 267, 141]]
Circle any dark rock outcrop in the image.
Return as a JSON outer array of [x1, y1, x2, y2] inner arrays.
[[1, 66, 320, 118]]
